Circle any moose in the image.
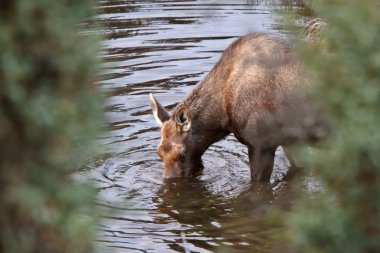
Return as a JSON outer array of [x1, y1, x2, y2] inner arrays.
[[149, 33, 325, 182]]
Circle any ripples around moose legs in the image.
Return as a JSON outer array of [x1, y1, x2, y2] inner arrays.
[[79, 135, 293, 252]]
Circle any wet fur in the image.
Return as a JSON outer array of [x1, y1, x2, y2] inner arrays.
[[151, 33, 323, 181]]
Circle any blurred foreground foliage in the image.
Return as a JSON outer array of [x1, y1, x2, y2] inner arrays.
[[0, 0, 102, 252], [289, 0, 380, 252]]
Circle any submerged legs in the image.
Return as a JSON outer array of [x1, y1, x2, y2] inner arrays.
[[248, 146, 277, 182]]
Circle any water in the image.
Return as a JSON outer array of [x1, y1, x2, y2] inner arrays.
[[79, 1, 299, 252]]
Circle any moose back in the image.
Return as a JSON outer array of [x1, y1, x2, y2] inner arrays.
[[150, 33, 322, 182]]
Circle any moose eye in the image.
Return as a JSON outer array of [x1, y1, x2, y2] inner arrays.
[[177, 152, 185, 163]]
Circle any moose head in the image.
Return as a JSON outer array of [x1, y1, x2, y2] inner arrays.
[[149, 93, 203, 178]]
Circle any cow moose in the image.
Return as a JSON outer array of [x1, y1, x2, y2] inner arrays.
[[149, 33, 325, 182]]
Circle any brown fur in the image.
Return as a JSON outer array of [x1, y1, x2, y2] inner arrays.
[[150, 33, 324, 182]]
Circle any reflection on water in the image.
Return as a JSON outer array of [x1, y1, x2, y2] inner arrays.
[[152, 179, 294, 253], [78, 0, 300, 252]]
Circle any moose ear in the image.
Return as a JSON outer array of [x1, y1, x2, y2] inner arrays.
[[149, 93, 170, 127], [174, 107, 191, 132]]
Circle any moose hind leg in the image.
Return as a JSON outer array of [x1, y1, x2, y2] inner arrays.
[[248, 146, 277, 182]]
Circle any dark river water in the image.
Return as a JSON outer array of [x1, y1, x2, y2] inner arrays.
[[78, 1, 303, 252]]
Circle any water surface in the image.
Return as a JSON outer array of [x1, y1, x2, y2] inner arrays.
[[79, 1, 298, 252]]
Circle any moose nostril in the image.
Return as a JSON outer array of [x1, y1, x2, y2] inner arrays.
[[156, 148, 164, 160]]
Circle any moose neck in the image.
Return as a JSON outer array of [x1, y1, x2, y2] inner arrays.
[[184, 49, 233, 127], [177, 60, 233, 156]]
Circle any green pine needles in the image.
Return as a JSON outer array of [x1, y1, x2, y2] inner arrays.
[[0, 1, 102, 252], [289, 0, 380, 252]]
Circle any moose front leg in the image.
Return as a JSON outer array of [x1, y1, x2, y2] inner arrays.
[[248, 146, 277, 182]]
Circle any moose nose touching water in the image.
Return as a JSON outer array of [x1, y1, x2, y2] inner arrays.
[[150, 32, 323, 182]]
